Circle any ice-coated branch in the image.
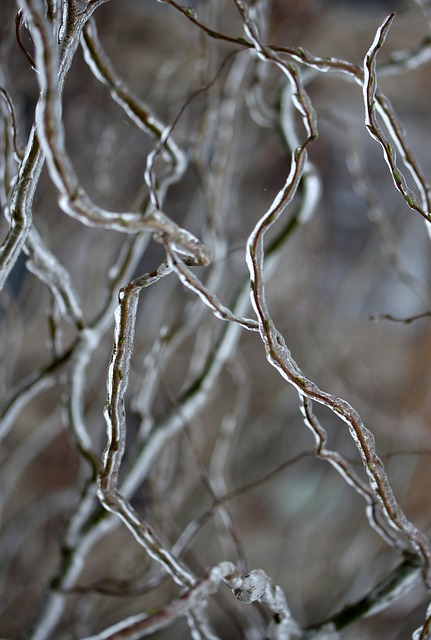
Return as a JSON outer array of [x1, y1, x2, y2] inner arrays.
[[245, 136, 431, 585], [0, 232, 148, 443], [164, 243, 259, 331], [346, 133, 429, 300], [81, 17, 186, 193], [3, 1, 431, 638], [20, 0, 211, 266], [0, 0, 107, 293], [25, 226, 85, 330], [363, 14, 431, 228], [0, 126, 41, 292], [96, 259, 240, 640], [228, 0, 431, 589], [300, 396, 401, 549], [163, 0, 431, 79], [29, 194, 302, 636], [246, 145, 431, 586], [98, 264, 186, 576], [82, 562, 300, 640], [164, 1, 431, 233], [233, 0, 317, 143]]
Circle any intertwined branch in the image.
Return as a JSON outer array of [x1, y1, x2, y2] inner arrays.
[[1, 1, 431, 639]]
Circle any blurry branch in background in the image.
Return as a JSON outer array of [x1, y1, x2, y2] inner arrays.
[[1, 0, 431, 639], [371, 310, 431, 324]]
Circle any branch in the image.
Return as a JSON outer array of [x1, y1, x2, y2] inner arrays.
[[363, 14, 431, 227], [82, 562, 301, 640]]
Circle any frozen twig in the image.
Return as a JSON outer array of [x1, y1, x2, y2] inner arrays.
[[98, 261, 225, 639], [363, 14, 431, 229], [300, 396, 401, 549], [21, 0, 211, 266], [231, 1, 431, 588], [346, 133, 429, 300], [82, 562, 300, 640], [246, 134, 431, 585], [81, 18, 186, 195]]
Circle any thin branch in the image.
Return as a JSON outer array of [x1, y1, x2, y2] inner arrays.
[[15, 9, 37, 70], [363, 14, 431, 227], [370, 311, 431, 325], [0, 87, 24, 162]]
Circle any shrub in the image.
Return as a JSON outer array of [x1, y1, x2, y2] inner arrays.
[[1, 1, 431, 638]]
